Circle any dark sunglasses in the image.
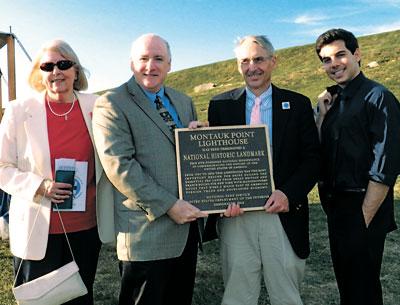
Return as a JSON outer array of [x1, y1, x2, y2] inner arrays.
[[39, 60, 75, 72]]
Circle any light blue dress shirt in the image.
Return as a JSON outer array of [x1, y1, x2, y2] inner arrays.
[[143, 86, 183, 128], [245, 86, 273, 150]]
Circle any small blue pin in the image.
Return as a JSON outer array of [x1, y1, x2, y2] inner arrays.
[[282, 101, 290, 110]]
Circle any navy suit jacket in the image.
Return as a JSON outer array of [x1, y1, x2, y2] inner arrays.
[[206, 84, 320, 259]]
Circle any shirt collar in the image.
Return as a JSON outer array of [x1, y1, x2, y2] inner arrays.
[[245, 85, 273, 104], [142, 86, 165, 102], [341, 72, 365, 100]]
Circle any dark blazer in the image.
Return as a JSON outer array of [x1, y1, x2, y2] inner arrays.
[[206, 85, 320, 259], [93, 76, 197, 261]]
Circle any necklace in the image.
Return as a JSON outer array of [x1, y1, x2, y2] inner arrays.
[[47, 93, 77, 120]]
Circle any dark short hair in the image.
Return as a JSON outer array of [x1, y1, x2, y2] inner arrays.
[[315, 28, 359, 61]]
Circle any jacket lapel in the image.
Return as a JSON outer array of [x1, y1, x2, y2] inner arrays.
[[165, 87, 188, 127], [230, 88, 247, 125], [272, 85, 290, 166], [77, 92, 103, 184], [127, 77, 175, 144], [78, 92, 94, 143], [23, 93, 52, 178]]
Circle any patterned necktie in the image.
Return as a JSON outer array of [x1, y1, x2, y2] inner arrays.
[[154, 95, 177, 131], [250, 96, 262, 125]]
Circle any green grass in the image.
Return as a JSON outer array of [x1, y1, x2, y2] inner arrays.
[[1, 202, 399, 304], [0, 240, 14, 303], [165, 30, 400, 121]]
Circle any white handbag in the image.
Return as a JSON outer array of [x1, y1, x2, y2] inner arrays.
[[12, 200, 88, 304]]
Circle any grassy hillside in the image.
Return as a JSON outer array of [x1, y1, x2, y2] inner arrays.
[[165, 30, 400, 121]]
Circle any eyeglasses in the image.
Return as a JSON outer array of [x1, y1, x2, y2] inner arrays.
[[39, 60, 75, 72], [239, 56, 272, 66]]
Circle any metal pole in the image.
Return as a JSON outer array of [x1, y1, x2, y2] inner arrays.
[[14, 35, 32, 62]]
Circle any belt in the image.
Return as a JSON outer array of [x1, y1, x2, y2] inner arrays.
[[318, 182, 366, 193], [338, 187, 366, 193]]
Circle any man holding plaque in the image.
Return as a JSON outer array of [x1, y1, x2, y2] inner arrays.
[[207, 35, 320, 305], [93, 33, 207, 305]]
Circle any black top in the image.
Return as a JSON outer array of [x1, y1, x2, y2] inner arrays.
[[320, 72, 400, 191]]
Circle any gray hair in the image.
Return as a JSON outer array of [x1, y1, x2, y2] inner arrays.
[[28, 39, 88, 92], [234, 35, 275, 57], [130, 33, 171, 62]]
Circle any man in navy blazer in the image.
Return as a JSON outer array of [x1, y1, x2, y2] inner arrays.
[[207, 35, 320, 305]]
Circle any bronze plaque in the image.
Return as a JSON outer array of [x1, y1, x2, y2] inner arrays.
[[175, 125, 274, 213]]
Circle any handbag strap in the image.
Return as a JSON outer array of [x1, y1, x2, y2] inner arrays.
[[54, 204, 76, 261], [13, 195, 76, 288]]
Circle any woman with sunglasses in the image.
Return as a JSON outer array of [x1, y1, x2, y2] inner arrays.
[[0, 39, 114, 304]]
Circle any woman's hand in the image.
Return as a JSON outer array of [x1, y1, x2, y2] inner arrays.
[[46, 181, 73, 204], [37, 179, 73, 204]]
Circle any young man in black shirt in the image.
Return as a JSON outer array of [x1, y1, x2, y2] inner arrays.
[[315, 28, 400, 305]]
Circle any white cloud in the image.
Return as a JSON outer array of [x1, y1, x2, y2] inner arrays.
[[293, 14, 328, 25]]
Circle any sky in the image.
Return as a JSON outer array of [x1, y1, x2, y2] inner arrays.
[[1, 0, 400, 103]]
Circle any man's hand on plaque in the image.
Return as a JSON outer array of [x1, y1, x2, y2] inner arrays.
[[221, 203, 244, 217], [167, 199, 208, 224], [188, 120, 209, 129], [264, 190, 289, 213]]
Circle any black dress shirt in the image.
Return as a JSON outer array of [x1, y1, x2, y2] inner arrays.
[[320, 72, 400, 191]]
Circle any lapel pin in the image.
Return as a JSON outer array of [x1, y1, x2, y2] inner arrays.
[[281, 101, 290, 110]]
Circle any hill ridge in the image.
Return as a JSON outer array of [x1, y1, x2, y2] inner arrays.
[[165, 30, 400, 120]]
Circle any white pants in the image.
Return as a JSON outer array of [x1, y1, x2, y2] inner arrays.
[[219, 211, 305, 305]]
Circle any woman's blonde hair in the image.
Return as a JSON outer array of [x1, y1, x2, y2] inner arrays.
[[28, 39, 88, 92]]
